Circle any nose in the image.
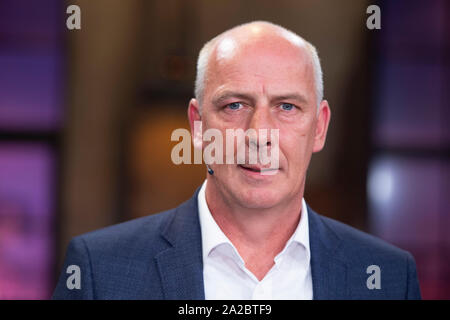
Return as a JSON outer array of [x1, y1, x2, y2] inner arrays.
[[247, 105, 274, 149]]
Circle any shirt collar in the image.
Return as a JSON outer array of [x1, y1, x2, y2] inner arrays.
[[274, 195, 310, 264], [197, 180, 310, 264]]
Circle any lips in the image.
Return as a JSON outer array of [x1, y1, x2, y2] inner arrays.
[[238, 164, 278, 172]]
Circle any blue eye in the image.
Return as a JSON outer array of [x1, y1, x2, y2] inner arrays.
[[280, 103, 295, 111], [227, 102, 242, 110]]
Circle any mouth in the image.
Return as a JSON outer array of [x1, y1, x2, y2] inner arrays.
[[238, 164, 279, 174]]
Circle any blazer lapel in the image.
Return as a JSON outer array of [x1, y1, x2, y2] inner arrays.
[[307, 205, 348, 299], [155, 189, 205, 299]]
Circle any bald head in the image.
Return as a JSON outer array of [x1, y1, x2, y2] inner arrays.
[[194, 21, 323, 110]]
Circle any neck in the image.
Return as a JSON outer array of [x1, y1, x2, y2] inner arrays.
[[205, 178, 305, 257]]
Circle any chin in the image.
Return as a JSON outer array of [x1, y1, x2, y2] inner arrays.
[[234, 185, 284, 209]]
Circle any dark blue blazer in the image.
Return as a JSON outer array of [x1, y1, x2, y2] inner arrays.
[[53, 188, 421, 299]]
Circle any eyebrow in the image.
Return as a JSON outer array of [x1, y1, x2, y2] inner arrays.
[[272, 93, 308, 105], [211, 90, 309, 106], [212, 91, 256, 106]]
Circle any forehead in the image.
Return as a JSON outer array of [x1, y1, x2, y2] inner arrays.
[[206, 33, 315, 101]]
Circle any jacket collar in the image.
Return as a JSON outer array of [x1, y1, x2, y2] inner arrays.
[[307, 204, 348, 299], [155, 186, 205, 299]]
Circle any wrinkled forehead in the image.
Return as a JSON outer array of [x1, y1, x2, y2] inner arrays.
[[204, 28, 315, 98]]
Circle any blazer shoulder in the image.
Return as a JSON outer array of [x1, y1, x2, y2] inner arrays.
[[312, 211, 421, 299], [75, 207, 177, 256], [53, 208, 179, 299], [317, 213, 411, 261]]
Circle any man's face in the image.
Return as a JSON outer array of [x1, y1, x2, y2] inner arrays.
[[189, 33, 330, 209]]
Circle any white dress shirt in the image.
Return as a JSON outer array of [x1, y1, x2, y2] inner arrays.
[[198, 180, 313, 300]]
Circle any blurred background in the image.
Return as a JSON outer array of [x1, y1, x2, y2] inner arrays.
[[0, 0, 448, 299]]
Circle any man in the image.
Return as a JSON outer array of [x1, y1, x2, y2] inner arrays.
[[53, 21, 421, 299]]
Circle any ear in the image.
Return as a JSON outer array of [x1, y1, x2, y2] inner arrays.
[[188, 98, 203, 149], [312, 100, 331, 153]]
